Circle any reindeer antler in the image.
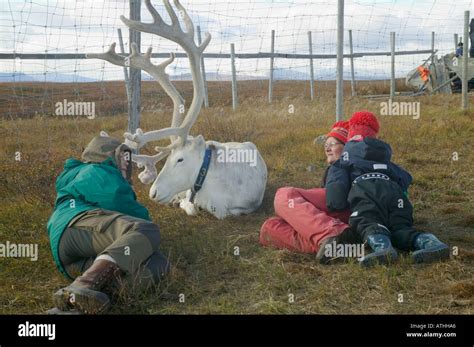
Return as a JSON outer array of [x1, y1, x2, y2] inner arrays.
[[131, 151, 170, 184], [88, 0, 211, 181], [121, 0, 210, 57], [88, 40, 184, 145], [121, 0, 211, 145]]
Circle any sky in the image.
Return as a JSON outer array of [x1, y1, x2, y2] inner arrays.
[[0, 0, 473, 81]]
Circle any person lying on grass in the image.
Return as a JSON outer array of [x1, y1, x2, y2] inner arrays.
[[46, 133, 169, 314], [324, 111, 449, 266]]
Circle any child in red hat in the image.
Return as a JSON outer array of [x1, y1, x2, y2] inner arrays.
[[325, 111, 449, 266]]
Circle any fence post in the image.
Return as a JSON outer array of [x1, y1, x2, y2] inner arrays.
[[308, 31, 315, 100], [230, 43, 238, 112], [454, 33, 459, 51], [390, 31, 396, 99], [462, 11, 470, 110], [117, 28, 130, 100], [349, 29, 356, 97], [268, 29, 275, 103], [197, 25, 209, 108], [128, 0, 141, 134], [336, 0, 344, 121], [431, 31, 435, 64], [471, 18, 474, 57]]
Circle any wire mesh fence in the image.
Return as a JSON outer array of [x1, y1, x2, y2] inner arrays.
[[0, 0, 472, 117]]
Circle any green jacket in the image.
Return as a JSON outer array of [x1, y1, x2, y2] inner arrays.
[[47, 136, 150, 279]]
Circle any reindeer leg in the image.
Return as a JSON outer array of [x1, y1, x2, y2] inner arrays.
[[179, 190, 198, 216], [170, 191, 187, 208]]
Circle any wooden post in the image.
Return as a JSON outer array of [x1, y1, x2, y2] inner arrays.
[[390, 31, 396, 99], [268, 29, 275, 103], [117, 28, 130, 100], [431, 31, 435, 65], [230, 43, 238, 112], [197, 25, 209, 108], [336, 0, 344, 121], [128, 0, 141, 134], [454, 33, 459, 51], [308, 31, 315, 100], [462, 11, 469, 110], [349, 29, 356, 97]]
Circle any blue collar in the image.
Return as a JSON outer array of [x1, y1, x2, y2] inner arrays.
[[190, 146, 213, 203]]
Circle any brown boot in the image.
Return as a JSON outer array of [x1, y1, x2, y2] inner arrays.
[[53, 259, 122, 314]]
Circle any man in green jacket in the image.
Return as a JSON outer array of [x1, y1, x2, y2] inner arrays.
[[47, 134, 169, 314]]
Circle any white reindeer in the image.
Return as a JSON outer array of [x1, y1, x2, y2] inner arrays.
[[88, 0, 267, 219]]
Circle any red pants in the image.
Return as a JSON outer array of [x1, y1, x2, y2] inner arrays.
[[260, 187, 350, 253]]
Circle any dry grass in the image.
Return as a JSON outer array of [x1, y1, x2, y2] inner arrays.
[[0, 79, 411, 118], [0, 80, 473, 314]]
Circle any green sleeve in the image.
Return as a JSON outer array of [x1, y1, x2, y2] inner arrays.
[[61, 165, 151, 221]]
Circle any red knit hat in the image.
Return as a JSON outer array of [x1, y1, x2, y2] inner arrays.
[[327, 120, 349, 144], [348, 111, 380, 141]]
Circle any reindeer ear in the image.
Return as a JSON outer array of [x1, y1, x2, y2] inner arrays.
[[192, 135, 205, 148], [100, 130, 110, 137]]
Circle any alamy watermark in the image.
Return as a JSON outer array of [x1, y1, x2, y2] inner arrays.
[[216, 148, 257, 167], [380, 99, 420, 119], [0, 241, 38, 261], [55, 98, 96, 119], [18, 321, 55, 340], [324, 240, 365, 260]]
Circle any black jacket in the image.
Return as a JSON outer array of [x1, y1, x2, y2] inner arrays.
[[326, 137, 413, 210], [320, 166, 329, 188]]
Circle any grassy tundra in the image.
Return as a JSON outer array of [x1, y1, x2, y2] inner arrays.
[[0, 80, 473, 314]]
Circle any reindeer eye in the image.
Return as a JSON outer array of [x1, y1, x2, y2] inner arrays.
[[177, 158, 184, 163]]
